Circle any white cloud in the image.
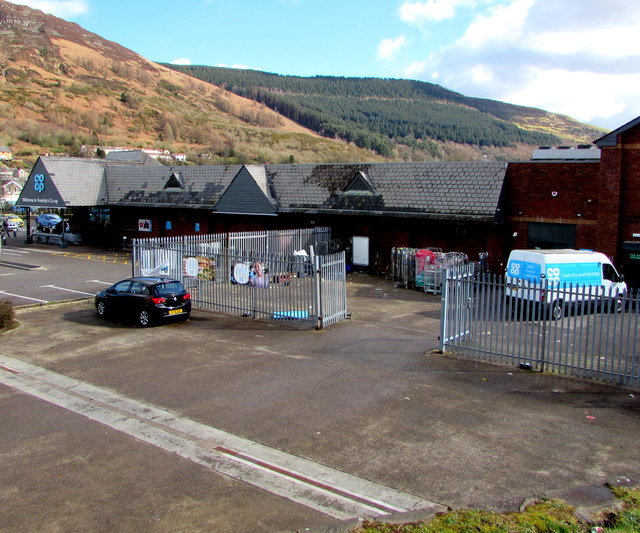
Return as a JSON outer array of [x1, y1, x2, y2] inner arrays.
[[405, 60, 429, 79], [400, 0, 640, 128], [9, 0, 89, 18], [215, 63, 262, 71], [399, 0, 471, 24], [503, 68, 633, 121], [170, 58, 192, 66], [458, 0, 533, 49], [377, 35, 408, 61]]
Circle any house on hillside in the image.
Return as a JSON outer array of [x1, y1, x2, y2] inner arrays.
[[0, 146, 12, 161], [0, 168, 27, 207], [1, 179, 22, 206]]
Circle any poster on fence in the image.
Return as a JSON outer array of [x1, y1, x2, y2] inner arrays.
[[183, 256, 216, 280], [231, 261, 269, 288]]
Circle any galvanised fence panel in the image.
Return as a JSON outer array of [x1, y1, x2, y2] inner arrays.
[[229, 227, 331, 256], [131, 229, 345, 329], [441, 271, 640, 388], [318, 252, 349, 328]]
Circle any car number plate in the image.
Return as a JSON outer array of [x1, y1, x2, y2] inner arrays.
[[168, 309, 183, 315]]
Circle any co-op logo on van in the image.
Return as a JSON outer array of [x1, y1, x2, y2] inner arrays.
[[546, 267, 561, 285], [33, 174, 45, 193]]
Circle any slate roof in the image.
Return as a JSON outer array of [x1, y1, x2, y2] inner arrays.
[[595, 115, 640, 147], [105, 165, 244, 207], [105, 150, 163, 166], [267, 162, 507, 221], [32, 157, 109, 207], [18, 159, 508, 221]]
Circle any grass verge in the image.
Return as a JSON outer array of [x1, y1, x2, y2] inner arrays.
[[0, 299, 18, 333], [353, 486, 640, 533]]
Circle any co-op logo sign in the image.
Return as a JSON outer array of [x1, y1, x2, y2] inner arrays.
[[34, 174, 46, 193]]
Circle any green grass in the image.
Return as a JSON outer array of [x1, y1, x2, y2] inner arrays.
[[353, 487, 640, 533]]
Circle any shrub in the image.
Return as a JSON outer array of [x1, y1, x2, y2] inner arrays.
[[0, 299, 15, 330]]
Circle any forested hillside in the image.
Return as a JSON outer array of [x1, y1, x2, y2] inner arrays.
[[0, 0, 389, 168], [165, 65, 602, 158]]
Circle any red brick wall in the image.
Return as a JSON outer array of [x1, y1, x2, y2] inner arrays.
[[619, 129, 640, 241], [504, 161, 604, 255]]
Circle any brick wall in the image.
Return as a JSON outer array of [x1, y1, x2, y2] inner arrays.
[[505, 161, 604, 254]]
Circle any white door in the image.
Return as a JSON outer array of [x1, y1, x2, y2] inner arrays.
[[352, 236, 369, 266]]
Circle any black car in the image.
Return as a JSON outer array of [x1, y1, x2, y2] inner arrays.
[[95, 277, 191, 326]]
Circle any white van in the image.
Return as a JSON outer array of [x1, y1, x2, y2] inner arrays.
[[505, 249, 627, 319]]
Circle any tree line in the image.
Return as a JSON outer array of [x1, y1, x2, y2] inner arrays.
[[164, 65, 560, 156]]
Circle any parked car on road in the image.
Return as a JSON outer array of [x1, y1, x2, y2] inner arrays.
[[36, 213, 62, 228], [1, 217, 17, 243], [2, 217, 18, 233], [2, 214, 24, 226], [95, 277, 191, 327]]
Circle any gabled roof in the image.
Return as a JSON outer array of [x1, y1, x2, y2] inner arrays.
[[345, 170, 378, 194], [268, 162, 507, 221], [106, 164, 278, 211], [164, 171, 184, 189], [105, 150, 163, 166], [16, 158, 508, 222], [105, 164, 242, 207], [17, 156, 108, 208], [595, 115, 640, 147], [214, 166, 276, 215]]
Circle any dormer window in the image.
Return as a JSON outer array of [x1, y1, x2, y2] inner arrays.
[[164, 172, 184, 189], [344, 171, 377, 195]]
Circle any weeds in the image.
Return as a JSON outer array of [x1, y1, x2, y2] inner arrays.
[[354, 487, 640, 533], [0, 299, 16, 331]]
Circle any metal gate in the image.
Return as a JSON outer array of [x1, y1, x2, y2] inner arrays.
[[440, 270, 640, 388], [131, 230, 347, 329]]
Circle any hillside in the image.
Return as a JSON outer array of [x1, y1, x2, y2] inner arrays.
[[0, 0, 385, 167], [165, 65, 605, 160], [0, 0, 605, 168]]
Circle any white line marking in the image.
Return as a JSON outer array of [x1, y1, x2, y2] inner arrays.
[[1, 248, 29, 255], [0, 357, 443, 520], [0, 290, 49, 303], [86, 280, 113, 285], [39, 284, 95, 296]]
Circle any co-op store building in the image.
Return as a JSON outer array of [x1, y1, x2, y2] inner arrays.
[[16, 115, 640, 287]]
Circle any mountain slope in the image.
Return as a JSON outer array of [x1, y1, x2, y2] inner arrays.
[[0, 0, 386, 166], [165, 65, 605, 160], [0, 0, 605, 167]]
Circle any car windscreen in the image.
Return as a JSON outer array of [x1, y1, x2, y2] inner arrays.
[[154, 282, 185, 296]]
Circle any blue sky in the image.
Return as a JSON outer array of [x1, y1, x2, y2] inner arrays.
[[9, 0, 640, 130]]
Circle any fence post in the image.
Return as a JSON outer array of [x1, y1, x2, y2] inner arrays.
[[314, 254, 322, 329], [538, 278, 549, 372], [439, 267, 449, 353], [131, 238, 136, 277]]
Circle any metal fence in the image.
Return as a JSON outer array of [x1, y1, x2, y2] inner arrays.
[[131, 229, 347, 329], [440, 269, 640, 388]]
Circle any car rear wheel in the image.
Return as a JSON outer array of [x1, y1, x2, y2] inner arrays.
[[96, 300, 107, 317], [138, 309, 153, 327]]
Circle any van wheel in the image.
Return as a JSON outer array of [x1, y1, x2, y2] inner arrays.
[[551, 300, 564, 320], [614, 297, 624, 314]]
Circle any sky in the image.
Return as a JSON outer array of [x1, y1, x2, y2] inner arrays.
[[8, 0, 640, 130]]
